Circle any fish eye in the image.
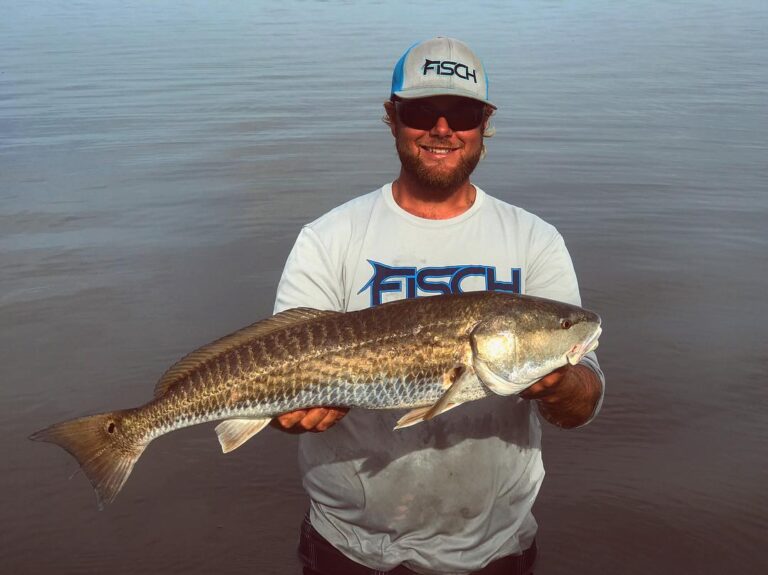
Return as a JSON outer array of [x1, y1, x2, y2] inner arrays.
[[560, 319, 572, 330]]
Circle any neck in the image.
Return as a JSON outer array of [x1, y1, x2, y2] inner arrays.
[[392, 172, 476, 220]]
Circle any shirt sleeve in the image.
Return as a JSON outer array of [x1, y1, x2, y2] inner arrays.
[[525, 229, 605, 424], [524, 231, 582, 306], [274, 226, 345, 313]]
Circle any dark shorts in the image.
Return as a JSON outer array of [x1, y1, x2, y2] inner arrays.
[[298, 514, 537, 575]]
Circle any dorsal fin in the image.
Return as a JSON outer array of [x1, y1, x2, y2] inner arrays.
[[153, 308, 340, 398]]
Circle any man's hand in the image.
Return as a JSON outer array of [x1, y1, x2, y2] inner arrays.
[[519, 363, 602, 429], [271, 407, 349, 434]]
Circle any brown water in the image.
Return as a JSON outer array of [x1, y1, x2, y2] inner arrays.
[[3, 1, 767, 573]]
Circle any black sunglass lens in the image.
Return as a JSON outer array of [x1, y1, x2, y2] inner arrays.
[[396, 101, 483, 131], [448, 107, 484, 131], [397, 102, 435, 130]]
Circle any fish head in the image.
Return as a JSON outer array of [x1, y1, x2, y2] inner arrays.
[[470, 297, 602, 395]]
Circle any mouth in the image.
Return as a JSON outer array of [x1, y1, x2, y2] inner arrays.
[[419, 145, 459, 157], [566, 325, 602, 365]]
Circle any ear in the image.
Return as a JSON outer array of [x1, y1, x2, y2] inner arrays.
[[482, 106, 492, 134], [383, 100, 397, 137]]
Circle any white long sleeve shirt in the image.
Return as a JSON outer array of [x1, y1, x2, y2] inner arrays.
[[274, 183, 603, 574]]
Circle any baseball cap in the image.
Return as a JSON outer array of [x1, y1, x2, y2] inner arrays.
[[391, 37, 496, 109]]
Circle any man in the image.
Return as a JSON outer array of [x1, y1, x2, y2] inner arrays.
[[273, 37, 604, 575]]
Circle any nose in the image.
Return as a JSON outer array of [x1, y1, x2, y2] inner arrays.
[[430, 115, 453, 136]]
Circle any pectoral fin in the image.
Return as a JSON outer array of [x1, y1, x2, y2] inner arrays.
[[394, 406, 436, 429], [394, 365, 471, 430], [215, 418, 272, 453]]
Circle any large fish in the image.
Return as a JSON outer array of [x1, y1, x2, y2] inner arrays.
[[30, 291, 601, 507]]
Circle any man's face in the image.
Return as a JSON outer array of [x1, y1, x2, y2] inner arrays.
[[388, 96, 487, 194]]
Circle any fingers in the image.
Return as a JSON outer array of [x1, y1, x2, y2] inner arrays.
[[271, 407, 349, 434], [271, 410, 308, 434], [519, 367, 567, 401], [274, 409, 308, 428], [300, 408, 331, 430], [314, 407, 349, 432]]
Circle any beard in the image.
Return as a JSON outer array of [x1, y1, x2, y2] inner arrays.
[[396, 137, 482, 200]]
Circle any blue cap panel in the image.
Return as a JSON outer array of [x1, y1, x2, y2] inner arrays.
[[391, 42, 420, 95]]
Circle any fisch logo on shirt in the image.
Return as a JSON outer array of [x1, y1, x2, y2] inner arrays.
[[359, 260, 521, 306]]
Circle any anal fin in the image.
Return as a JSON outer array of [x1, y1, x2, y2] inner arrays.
[[215, 418, 271, 453]]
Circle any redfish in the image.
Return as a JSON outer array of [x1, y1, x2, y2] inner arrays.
[[30, 291, 601, 507]]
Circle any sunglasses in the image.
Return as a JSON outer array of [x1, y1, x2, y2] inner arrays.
[[393, 98, 486, 131]]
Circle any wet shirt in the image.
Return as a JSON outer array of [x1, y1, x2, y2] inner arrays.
[[274, 183, 603, 574]]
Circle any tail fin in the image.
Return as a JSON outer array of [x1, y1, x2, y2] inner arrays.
[[29, 410, 147, 509]]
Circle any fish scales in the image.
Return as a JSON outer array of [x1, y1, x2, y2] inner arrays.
[[256, 307, 453, 397], [29, 291, 602, 507], [172, 299, 470, 440]]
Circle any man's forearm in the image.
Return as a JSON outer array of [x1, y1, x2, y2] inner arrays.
[[535, 363, 603, 429]]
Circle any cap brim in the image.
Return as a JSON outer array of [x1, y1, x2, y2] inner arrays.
[[393, 87, 496, 109]]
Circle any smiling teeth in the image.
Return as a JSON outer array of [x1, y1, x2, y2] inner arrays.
[[424, 147, 453, 154]]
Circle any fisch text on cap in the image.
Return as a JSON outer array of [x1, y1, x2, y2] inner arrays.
[[391, 37, 496, 108]]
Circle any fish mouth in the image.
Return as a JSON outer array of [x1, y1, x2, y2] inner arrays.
[[566, 325, 602, 365]]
